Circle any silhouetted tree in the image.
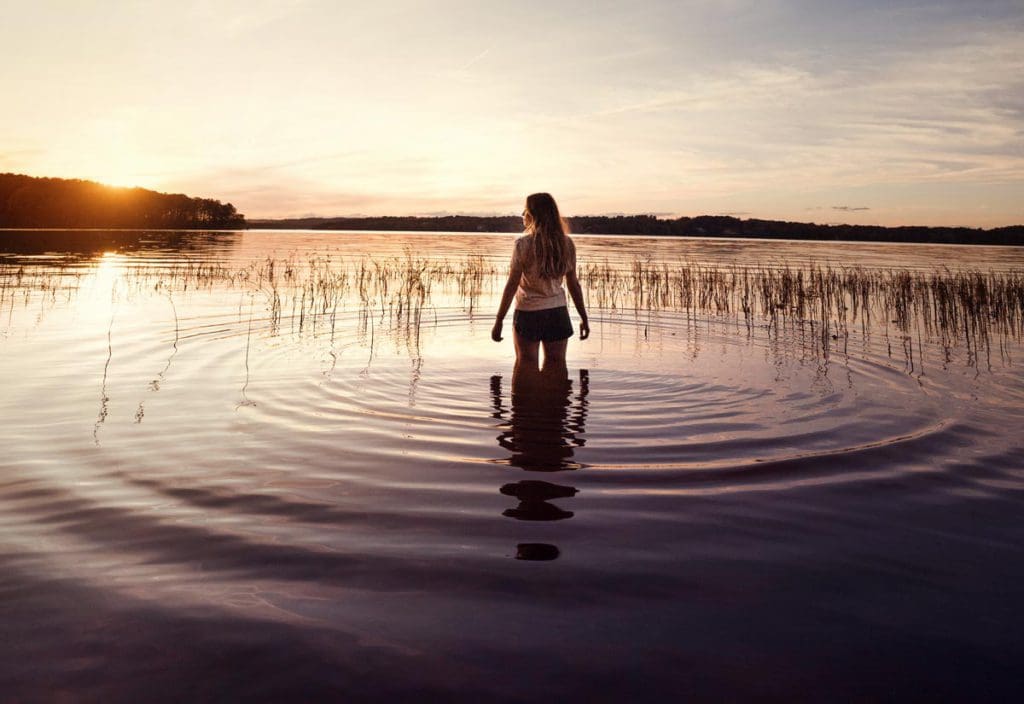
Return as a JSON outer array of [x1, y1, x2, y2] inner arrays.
[[0, 173, 245, 229]]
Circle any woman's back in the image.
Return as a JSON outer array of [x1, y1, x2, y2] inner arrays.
[[512, 234, 576, 312]]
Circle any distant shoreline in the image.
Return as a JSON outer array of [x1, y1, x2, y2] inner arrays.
[[1, 173, 1020, 245], [248, 215, 1024, 246]]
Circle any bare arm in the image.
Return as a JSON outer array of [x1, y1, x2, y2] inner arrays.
[[565, 269, 590, 340], [491, 271, 520, 342]]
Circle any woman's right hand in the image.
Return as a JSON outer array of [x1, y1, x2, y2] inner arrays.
[[491, 320, 503, 342]]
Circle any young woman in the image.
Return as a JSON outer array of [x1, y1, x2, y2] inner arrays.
[[491, 193, 589, 365]]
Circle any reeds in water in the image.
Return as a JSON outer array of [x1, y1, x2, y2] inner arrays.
[[3, 252, 1021, 368]]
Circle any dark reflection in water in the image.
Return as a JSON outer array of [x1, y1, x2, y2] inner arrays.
[[515, 543, 561, 561], [491, 363, 589, 560], [501, 480, 577, 522], [0, 229, 240, 261], [492, 362, 589, 472]]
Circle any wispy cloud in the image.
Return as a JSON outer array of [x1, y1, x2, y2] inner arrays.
[[459, 46, 491, 71], [187, 0, 307, 38], [531, 20, 1023, 225]]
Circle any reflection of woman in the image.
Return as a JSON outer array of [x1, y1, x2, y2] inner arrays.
[[491, 364, 589, 496], [491, 193, 589, 365], [495, 363, 588, 472], [490, 364, 590, 560]]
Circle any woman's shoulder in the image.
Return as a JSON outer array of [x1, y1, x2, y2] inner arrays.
[[513, 234, 532, 253], [510, 235, 530, 266]]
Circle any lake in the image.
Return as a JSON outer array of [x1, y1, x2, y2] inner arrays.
[[1, 229, 1023, 701]]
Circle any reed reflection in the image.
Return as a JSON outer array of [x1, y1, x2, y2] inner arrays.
[[490, 362, 589, 560]]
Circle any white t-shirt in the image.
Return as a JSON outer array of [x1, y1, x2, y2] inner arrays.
[[510, 234, 576, 311]]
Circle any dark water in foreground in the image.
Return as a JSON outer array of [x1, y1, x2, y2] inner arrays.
[[1, 230, 1023, 701]]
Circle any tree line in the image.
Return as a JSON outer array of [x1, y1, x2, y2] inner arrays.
[[4, 172, 1019, 244], [0, 173, 245, 229], [249, 213, 1024, 245]]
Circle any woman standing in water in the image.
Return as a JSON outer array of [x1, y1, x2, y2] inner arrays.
[[492, 193, 589, 364]]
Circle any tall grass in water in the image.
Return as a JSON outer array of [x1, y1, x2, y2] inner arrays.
[[577, 259, 1024, 365], [3, 253, 1022, 368]]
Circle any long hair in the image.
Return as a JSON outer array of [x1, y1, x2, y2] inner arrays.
[[524, 192, 571, 279]]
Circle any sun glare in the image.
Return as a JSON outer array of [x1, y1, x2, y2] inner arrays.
[[80, 119, 149, 189], [89, 158, 145, 190], [90, 252, 122, 305]]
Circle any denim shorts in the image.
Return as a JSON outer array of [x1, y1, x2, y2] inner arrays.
[[512, 306, 574, 342]]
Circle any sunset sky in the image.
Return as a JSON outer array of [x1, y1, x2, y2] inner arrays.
[[2, 0, 1022, 226]]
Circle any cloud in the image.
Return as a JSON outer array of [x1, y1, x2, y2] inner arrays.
[[832, 206, 871, 212], [459, 46, 491, 71], [574, 24, 1024, 206], [186, 0, 307, 38]]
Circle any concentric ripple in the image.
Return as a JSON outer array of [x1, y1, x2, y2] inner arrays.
[[2, 231, 1024, 702]]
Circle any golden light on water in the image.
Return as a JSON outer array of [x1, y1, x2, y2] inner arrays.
[[88, 252, 122, 318]]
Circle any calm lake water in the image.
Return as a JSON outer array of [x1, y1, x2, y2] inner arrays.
[[2, 230, 1023, 701]]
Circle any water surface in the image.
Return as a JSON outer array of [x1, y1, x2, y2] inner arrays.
[[1, 230, 1023, 701]]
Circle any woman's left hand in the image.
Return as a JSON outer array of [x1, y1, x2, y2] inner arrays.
[[491, 320, 503, 342], [579, 318, 590, 340]]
